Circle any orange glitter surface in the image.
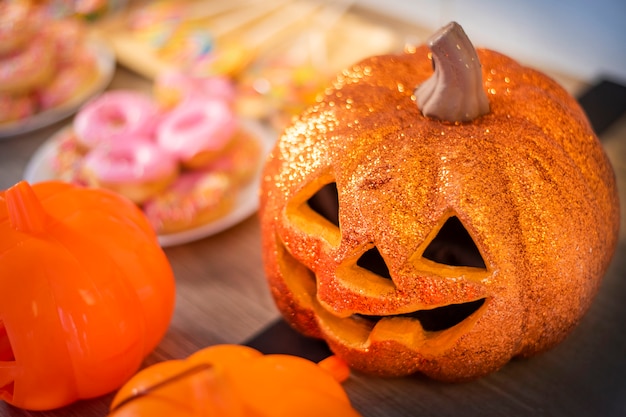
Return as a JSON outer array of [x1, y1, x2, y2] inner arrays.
[[258, 43, 620, 380]]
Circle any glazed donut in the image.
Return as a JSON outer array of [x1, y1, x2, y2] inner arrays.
[[143, 170, 234, 234], [0, 0, 37, 55], [73, 90, 161, 151], [0, 34, 56, 95], [0, 92, 36, 124], [206, 128, 263, 187], [51, 128, 85, 183], [38, 47, 98, 110], [153, 71, 235, 110], [80, 140, 179, 204], [45, 18, 88, 65], [156, 97, 237, 169]]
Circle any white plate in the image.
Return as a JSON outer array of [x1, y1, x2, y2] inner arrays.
[[0, 37, 115, 138], [23, 119, 277, 247]]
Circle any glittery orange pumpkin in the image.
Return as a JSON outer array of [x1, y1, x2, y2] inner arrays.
[[259, 22, 620, 380]]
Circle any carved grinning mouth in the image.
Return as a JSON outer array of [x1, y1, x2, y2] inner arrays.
[[349, 225, 488, 333], [352, 298, 486, 332], [300, 181, 491, 338]]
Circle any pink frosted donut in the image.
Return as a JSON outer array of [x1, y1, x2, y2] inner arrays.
[[153, 71, 236, 109], [73, 90, 161, 150], [156, 97, 237, 168], [81, 139, 179, 204], [205, 128, 263, 186], [143, 170, 234, 234]]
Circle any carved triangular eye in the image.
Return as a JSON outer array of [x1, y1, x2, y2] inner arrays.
[[422, 216, 486, 268], [307, 182, 339, 227], [0, 321, 14, 362], [357, 246, 392, 279], [0, 320, 15, 398]]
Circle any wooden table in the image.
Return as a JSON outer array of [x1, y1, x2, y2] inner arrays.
[[1, 13, 625, 417]]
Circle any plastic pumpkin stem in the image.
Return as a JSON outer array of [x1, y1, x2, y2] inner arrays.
[[415, 21, 490, 122], [5, 181, 51, 234], [318, 355, 351, 383]]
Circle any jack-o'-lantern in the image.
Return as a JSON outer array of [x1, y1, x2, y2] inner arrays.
[[0, 181, 175, 410], [108, 344, 361, 417], [259, 22, 620, 380]]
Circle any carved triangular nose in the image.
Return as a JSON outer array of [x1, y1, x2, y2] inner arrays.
[[422, 216, 486, 269], [356, 246, 391, 279], [307, 182, 339, 227]]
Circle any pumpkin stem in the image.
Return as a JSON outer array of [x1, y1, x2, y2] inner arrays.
[[415, 21, 490, 122], [318, 355, 351, 383], [5, 181, 51, 234]]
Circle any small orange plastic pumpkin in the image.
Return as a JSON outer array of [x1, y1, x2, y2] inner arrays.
[[259, 22, 620, 380], [108, 344, 361, 417], [0, 181, 176, 410]]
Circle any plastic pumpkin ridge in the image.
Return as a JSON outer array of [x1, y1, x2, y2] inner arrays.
[[0, 181, 176, 410], [258, 22, 620, 380]]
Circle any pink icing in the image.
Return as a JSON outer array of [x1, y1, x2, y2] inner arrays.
[[156, 97, 236, 160], [155, 71, 236, 106], [196, 75, 236, 102], [82, 139, 177, 183], [73, 90, 161, 149], [143, 170, 230, 227]]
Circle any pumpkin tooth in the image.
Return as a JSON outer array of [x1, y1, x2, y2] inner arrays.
[[353, 298, 486, 332]]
